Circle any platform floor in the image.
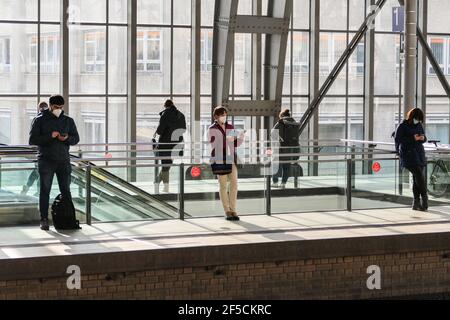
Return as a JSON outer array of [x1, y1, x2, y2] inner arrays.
[[2, 206, 450, 260]]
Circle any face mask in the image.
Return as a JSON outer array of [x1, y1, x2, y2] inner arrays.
[[413, 119, 420, 125], [219, 116, 227, 124], [53, 109, 63, 118]]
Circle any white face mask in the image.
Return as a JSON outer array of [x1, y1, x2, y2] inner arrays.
[[219, 116, 227, 124], [413, 119, 420, 125], [52, 109, 63, 118]]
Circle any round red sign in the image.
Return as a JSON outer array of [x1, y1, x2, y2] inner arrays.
[[372, 162, 381, 173], [191, 166, 202, 178]]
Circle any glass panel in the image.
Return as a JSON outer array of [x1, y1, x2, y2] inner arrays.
[[293, 0, 309, 30], [272, 159, 347, 214], [373, 97, 400, 143], [109, 0, 127, 24], [0, 0, 37, 21], [173, 0, 191, 25], [137, 0, 171, 25], [0, 24, 37, 94], [348, 34, 364, 95], [352, 158, 408, 210], [200, 29, 213, 94], [69, 97, 106, 152], [70, 26, 106, 94], [173, 28, 191, 94], [234, 33, 251, 95], [349, 0, 365, 31], [40, 24, 60, 95], [292, 32, 309, 95], [428, 0, 450, 33], [201, 0, 215, 27], [137, 28, 171, 94], [0, 97, 37, 145], [319, 32, 347, 95], [426, 98, 450, 145], [41, 0, 61, 22], [184, 163, 265, 218], [374, 0, 402, 32], [109, 26, 127, 94], [374, 33, 400, 95], [320, 0, 347, 31], [68, 0, 106, 23]]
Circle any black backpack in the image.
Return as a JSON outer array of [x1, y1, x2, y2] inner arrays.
[[279, 119, 301, 147], [51, 194, 81, 230]]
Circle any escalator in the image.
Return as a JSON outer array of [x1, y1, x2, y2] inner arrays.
[[0, 145, 179, 226]]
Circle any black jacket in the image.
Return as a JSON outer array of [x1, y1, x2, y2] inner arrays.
[[395, 120, 427, 168], [29, 110, 80, 161], [156, 106, 186, 149]]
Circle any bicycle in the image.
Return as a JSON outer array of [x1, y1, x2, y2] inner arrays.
[[426, 140, 450, 198]]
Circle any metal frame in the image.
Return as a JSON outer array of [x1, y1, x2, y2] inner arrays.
[[212, 0, 292, 117]]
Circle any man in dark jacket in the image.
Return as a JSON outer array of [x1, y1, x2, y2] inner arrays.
[[395, 108, 428, 211], [154, 100, 186, 193], [271, 109, 301, 189], [29, 95, 80, 230]]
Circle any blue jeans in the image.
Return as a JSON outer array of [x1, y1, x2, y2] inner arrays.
[[38, 159, 72, 220]]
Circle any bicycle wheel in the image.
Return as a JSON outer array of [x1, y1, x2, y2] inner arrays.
[[427, 160, 449, 198]]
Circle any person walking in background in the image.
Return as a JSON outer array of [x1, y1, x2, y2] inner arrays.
[[208, 106, 244, 221], [271, 109, 301, 190], [29, 95, 80, 230], [395, 108, 429, 211], [21, 101, 49, 196], [154, 99, 186, 193]]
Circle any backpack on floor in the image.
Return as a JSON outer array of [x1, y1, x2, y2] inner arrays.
[[51, 194, 81, 230]]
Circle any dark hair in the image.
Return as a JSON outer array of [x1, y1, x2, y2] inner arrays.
[[406, 108, 424, 124], [164, 99, 174, 108], [49, 95, 65, 106], [213, 106, 228, 118], [38, 101, 48, 110], [279, 109, 291, 119]]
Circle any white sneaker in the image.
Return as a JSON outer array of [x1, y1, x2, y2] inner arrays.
[[271, 183, 279, 189], [280, 183, 286, 190], [163, 183, 170, 193]]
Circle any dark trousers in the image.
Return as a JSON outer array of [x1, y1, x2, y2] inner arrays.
[[38, 159, 72, 220], [406, 166, 428, 201], [273, 163, 291, 184]]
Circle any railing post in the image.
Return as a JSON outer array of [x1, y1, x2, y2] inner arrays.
[[347, 158, 353, 212], [351, 145, 356, 189], [85, 164, 92, 225], [265, 163, 272, 216], [179, 163, 185, 220], [0, 156, 2, 189]]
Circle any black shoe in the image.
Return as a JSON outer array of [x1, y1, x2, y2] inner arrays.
[[412, 200, 424, 211], [40, 219, 50, 231]]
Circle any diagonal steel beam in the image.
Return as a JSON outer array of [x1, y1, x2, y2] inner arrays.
[[298, 0, 387, 136]]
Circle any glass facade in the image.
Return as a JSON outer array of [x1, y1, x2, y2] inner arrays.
[[0, 0, 449, 148]]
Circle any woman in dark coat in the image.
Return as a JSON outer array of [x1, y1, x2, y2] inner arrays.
[[394, 108, 429, 211]]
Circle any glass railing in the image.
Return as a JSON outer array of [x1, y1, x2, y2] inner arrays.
[[2, 140, 450, 227]]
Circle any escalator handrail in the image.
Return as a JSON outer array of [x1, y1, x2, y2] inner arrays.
[[70, 154, 180, 216]]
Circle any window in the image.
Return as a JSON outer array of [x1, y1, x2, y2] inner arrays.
[[292, 33, 308, 73], [320, 33, 347, 75], [201, 30, 213, 72], [29, 34, 59, 73], [0, 38, 11, 73], [428, 37, 445, 75], [354, 43, 364, 75], [137, 30, 162, 72], [84, 31, 106, 72]]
